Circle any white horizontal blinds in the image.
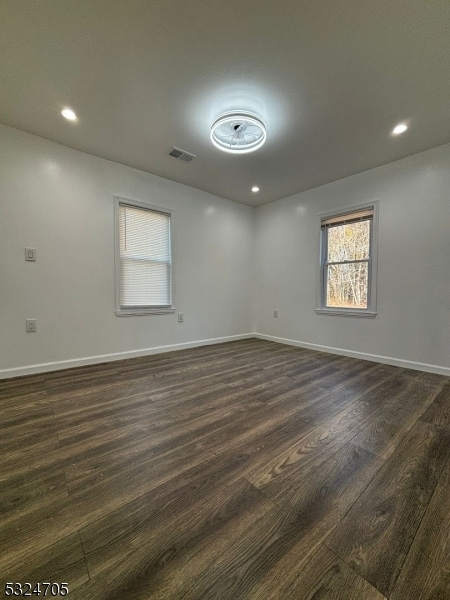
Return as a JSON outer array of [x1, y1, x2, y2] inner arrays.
[[119, 204, 171, 308], [321, 207, 373, 228]]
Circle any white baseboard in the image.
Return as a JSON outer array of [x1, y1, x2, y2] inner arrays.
[[2, 332, 448, 380], [255, 333, 450, 377], [0, 333, 255, 380]]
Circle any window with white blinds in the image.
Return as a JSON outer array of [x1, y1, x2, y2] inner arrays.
[[115, 198, 174, 314]]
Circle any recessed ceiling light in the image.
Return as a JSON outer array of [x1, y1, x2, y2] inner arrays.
[[211, 111, 266, 154], [251, 186, 260, 193], [61, 108, 78, 122], [392, 122, 408, 135]]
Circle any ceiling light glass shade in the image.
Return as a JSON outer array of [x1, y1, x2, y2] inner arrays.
[[210, 111, 266, 154]]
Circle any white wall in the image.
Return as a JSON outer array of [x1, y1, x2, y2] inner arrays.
[[0, 125, 255, 376], [2, 125, 449, 378], [254, 143, 450, 374]]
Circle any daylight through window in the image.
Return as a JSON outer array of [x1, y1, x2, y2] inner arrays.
[[116, 200, 173, 313], [319, 207, 376, 314]]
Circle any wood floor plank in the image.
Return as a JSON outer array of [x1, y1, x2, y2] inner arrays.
[[245, 374, 407, 490], [180, 443, 383, 599], [1, 437, 62, 486], [0, 533, 89, 595], [440, 458, 450, 487], [62, 397, 269, 493], [390, 482, 450, 600], [0, 436, 210, 571], [76, 449, 266, 574], [419, 381, 450, 428], [0, 406, 58, 453], [350, 381, 438, 459], [327, 420, 450, 597], [71, 479, 274, 599], [414, 370, 449, 387], [0, 468, 68, 522], [250, 544, 386, 600], [258, 442, 383, 507], [0, 399, 304, 572], [0, 339, 448, 599], [0, 390, 48, 410]]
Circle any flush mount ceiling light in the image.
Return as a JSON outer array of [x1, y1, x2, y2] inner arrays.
[[210, 111, 266, 154], [251, 186, 260, 192]]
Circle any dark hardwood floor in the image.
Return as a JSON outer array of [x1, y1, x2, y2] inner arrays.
[[1, 339, 449, 599]]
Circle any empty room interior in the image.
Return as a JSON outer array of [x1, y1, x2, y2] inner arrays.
[[1, 1, 450, 599]]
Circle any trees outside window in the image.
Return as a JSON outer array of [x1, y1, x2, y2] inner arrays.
[[317, 205, 377, 317]]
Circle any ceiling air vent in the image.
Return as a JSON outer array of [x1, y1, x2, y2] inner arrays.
[[168, 147, 197, 162]]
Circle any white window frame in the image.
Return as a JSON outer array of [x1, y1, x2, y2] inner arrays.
[[114, 196, 175, 316], [315, 201, 378, 318]]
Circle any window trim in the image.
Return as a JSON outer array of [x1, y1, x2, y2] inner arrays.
[[315, 201, 378, 318], [114, 196, 176, 316]]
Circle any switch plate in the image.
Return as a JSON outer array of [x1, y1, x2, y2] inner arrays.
[[178, 312, 184, 322], [26, 319, 37, 332], [25, 248, 36, 261], [273, 309, 279, 318]]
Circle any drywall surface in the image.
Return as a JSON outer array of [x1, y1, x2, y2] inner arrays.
[[254, 143, 450, 372], [0, 125, 255, 375], [2, 124, 449, 377]]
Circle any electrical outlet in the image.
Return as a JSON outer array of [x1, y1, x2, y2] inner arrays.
[[178, 312, 184, 323], [273, 309, 279, 318], [25, 248, 36, 261], [26, 319, 37, 332]]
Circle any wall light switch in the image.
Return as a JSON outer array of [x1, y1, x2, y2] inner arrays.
[[178, 313, 184, 322], [273, 309, 279, 318], [25, 248, 36, 261]]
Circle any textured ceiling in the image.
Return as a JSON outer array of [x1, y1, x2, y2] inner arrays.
[[1, 0, 449, 206]]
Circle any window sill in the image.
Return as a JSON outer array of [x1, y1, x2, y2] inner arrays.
[[116, 307, 176, 316], [315, 308, 377, 318]]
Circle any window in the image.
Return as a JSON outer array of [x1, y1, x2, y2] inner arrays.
[[316, 204, 377, 317], [114, 197, 174, 315]]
